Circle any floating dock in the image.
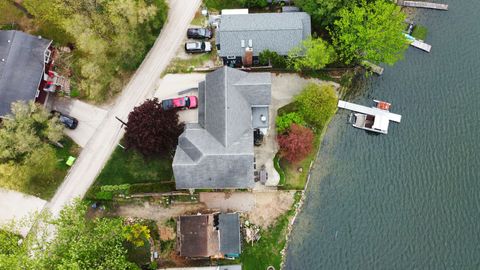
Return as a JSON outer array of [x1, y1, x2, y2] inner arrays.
[[411, 39, 432, 52], [338, 100, 402, 123], [404, 34, 432, 52], [361, 60, 384, 75], [400, 1, 448, 10]]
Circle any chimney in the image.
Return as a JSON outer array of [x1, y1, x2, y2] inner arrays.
[[243, 47, 253, 67]]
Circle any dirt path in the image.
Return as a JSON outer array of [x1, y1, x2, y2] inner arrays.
[[45, 0, 202, 218], [200, 191, 296, 228]]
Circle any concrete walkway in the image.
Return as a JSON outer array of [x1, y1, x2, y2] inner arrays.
[[0, 188, 46, 236]]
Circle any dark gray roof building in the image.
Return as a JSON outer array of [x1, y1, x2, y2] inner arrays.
[[0, 30, 52, 116], [173, 66, 271, 189], [216, 12, 311, 58], [219, 213, 241, 256]]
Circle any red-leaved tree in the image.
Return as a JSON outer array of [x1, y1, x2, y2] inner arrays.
[[277, 124, 314, 163], [125, 98, 184, 156]]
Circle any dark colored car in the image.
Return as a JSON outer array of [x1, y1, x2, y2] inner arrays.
[[185, 41, 212, 53], [161, 96, 198, 111], [187, 28, 213, 39], [51, 110, 78, 129]]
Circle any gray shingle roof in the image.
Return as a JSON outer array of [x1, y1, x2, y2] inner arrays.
[[219, 213, 241, 255], [216, 12, 311, 57], [0, 31, 51, 116], [173, 66, 271, 189]]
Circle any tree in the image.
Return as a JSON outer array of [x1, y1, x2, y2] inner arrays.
[[276, 112, 306, 134], [294, 0, 355, 27], [123, 223, 151, 247], [288, 37, 337, 71], [23, 0, 168, 101], [0, 101, 63, 196], [295, 83, 337, 129], [125, 98, 184, 156], [240, 0, 268, 8], [0, 201, 139, 269], [331, 0, 408, 65], [277, 124, 314, 163]]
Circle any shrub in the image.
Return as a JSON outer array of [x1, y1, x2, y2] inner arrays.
[[276, 112, 306, 134], [295, 83, 338, 130], [277, 124, 314, 163], [259, 50, 287, 68], [95, 191, 113, 200]]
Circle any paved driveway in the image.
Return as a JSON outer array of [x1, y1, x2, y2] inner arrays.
[[0, 189, 46, 236], [154, 73, 206, 123], [52, 98, 108, 147]]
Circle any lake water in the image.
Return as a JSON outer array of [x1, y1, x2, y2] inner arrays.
[[285, 2, 480, 269]]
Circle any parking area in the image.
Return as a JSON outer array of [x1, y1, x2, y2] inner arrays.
[[52, 97, 108, 147], [154, 73, 206, 123]]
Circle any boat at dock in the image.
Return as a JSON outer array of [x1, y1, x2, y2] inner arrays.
[[338, 100, 402, 134]]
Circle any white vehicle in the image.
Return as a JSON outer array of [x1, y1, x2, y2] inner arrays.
[[184, 41, 212, 53]]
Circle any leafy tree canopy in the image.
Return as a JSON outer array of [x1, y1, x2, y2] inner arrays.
[[294, 0, 355, 27], [0, 101, 63, 195], [288, 37, 337, 71], [276, 112, 306, 134], [125, 98, 184, 156], [295, 83, 338, 130], [0, 201, 139, 270], [331, 0, 408, 65], [277, 124, 314, 163]]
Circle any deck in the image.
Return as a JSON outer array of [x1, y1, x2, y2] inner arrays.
[[338, 100, 402, 123], [400, 1, 448, 10]]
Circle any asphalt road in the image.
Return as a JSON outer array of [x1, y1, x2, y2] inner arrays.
[[46, 0, 202, 217]]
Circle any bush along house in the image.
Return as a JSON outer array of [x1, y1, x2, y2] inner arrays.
[[215, 12, 311, 67], [0, 30, 67, 117]]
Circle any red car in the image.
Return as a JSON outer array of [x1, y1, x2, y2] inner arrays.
[[161, 96, 198, 111]]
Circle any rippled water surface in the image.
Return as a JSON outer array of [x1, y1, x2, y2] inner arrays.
[[286, 2, 480, 269]]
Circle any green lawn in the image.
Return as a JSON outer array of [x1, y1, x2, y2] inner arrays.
[[96, 146, 173, 186], [164, 52, 213, 74], [33, 137, 80, 200]]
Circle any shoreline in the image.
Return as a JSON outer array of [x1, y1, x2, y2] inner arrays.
[[279, 109, 338, 270]]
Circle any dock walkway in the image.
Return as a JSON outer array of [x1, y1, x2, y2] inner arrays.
[[338, 100, 402, 123], [400, 1, 448, 10]]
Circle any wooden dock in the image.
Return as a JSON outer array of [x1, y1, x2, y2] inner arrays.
[[400, 1, 448, 10], [411, 39, 432, 52], [361, 60, 384, 75], [338, 100, 402, 123]]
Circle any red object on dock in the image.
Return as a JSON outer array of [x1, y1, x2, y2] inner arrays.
[[376, 101, 391, 111]]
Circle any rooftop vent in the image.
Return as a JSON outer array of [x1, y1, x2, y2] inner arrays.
[[260, 114, 267, 122], [248, 39, 252, 47], [7, 40, 11, 43], [241, 40, 245, 48]]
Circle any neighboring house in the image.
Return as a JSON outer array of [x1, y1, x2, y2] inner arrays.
[[0, 30, 65, 117], [172, 66, 271, 189], [216, 12, 311, 67], [176, 213, 241, 259]]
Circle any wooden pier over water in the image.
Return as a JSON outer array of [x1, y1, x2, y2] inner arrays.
[[399, 0, 448, 10]]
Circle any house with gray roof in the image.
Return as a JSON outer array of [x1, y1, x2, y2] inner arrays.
[[0, 30, 53, 117], [216, 12, 311, 67], [176, 213, 241, 259], [173, 66, 271, 190]]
